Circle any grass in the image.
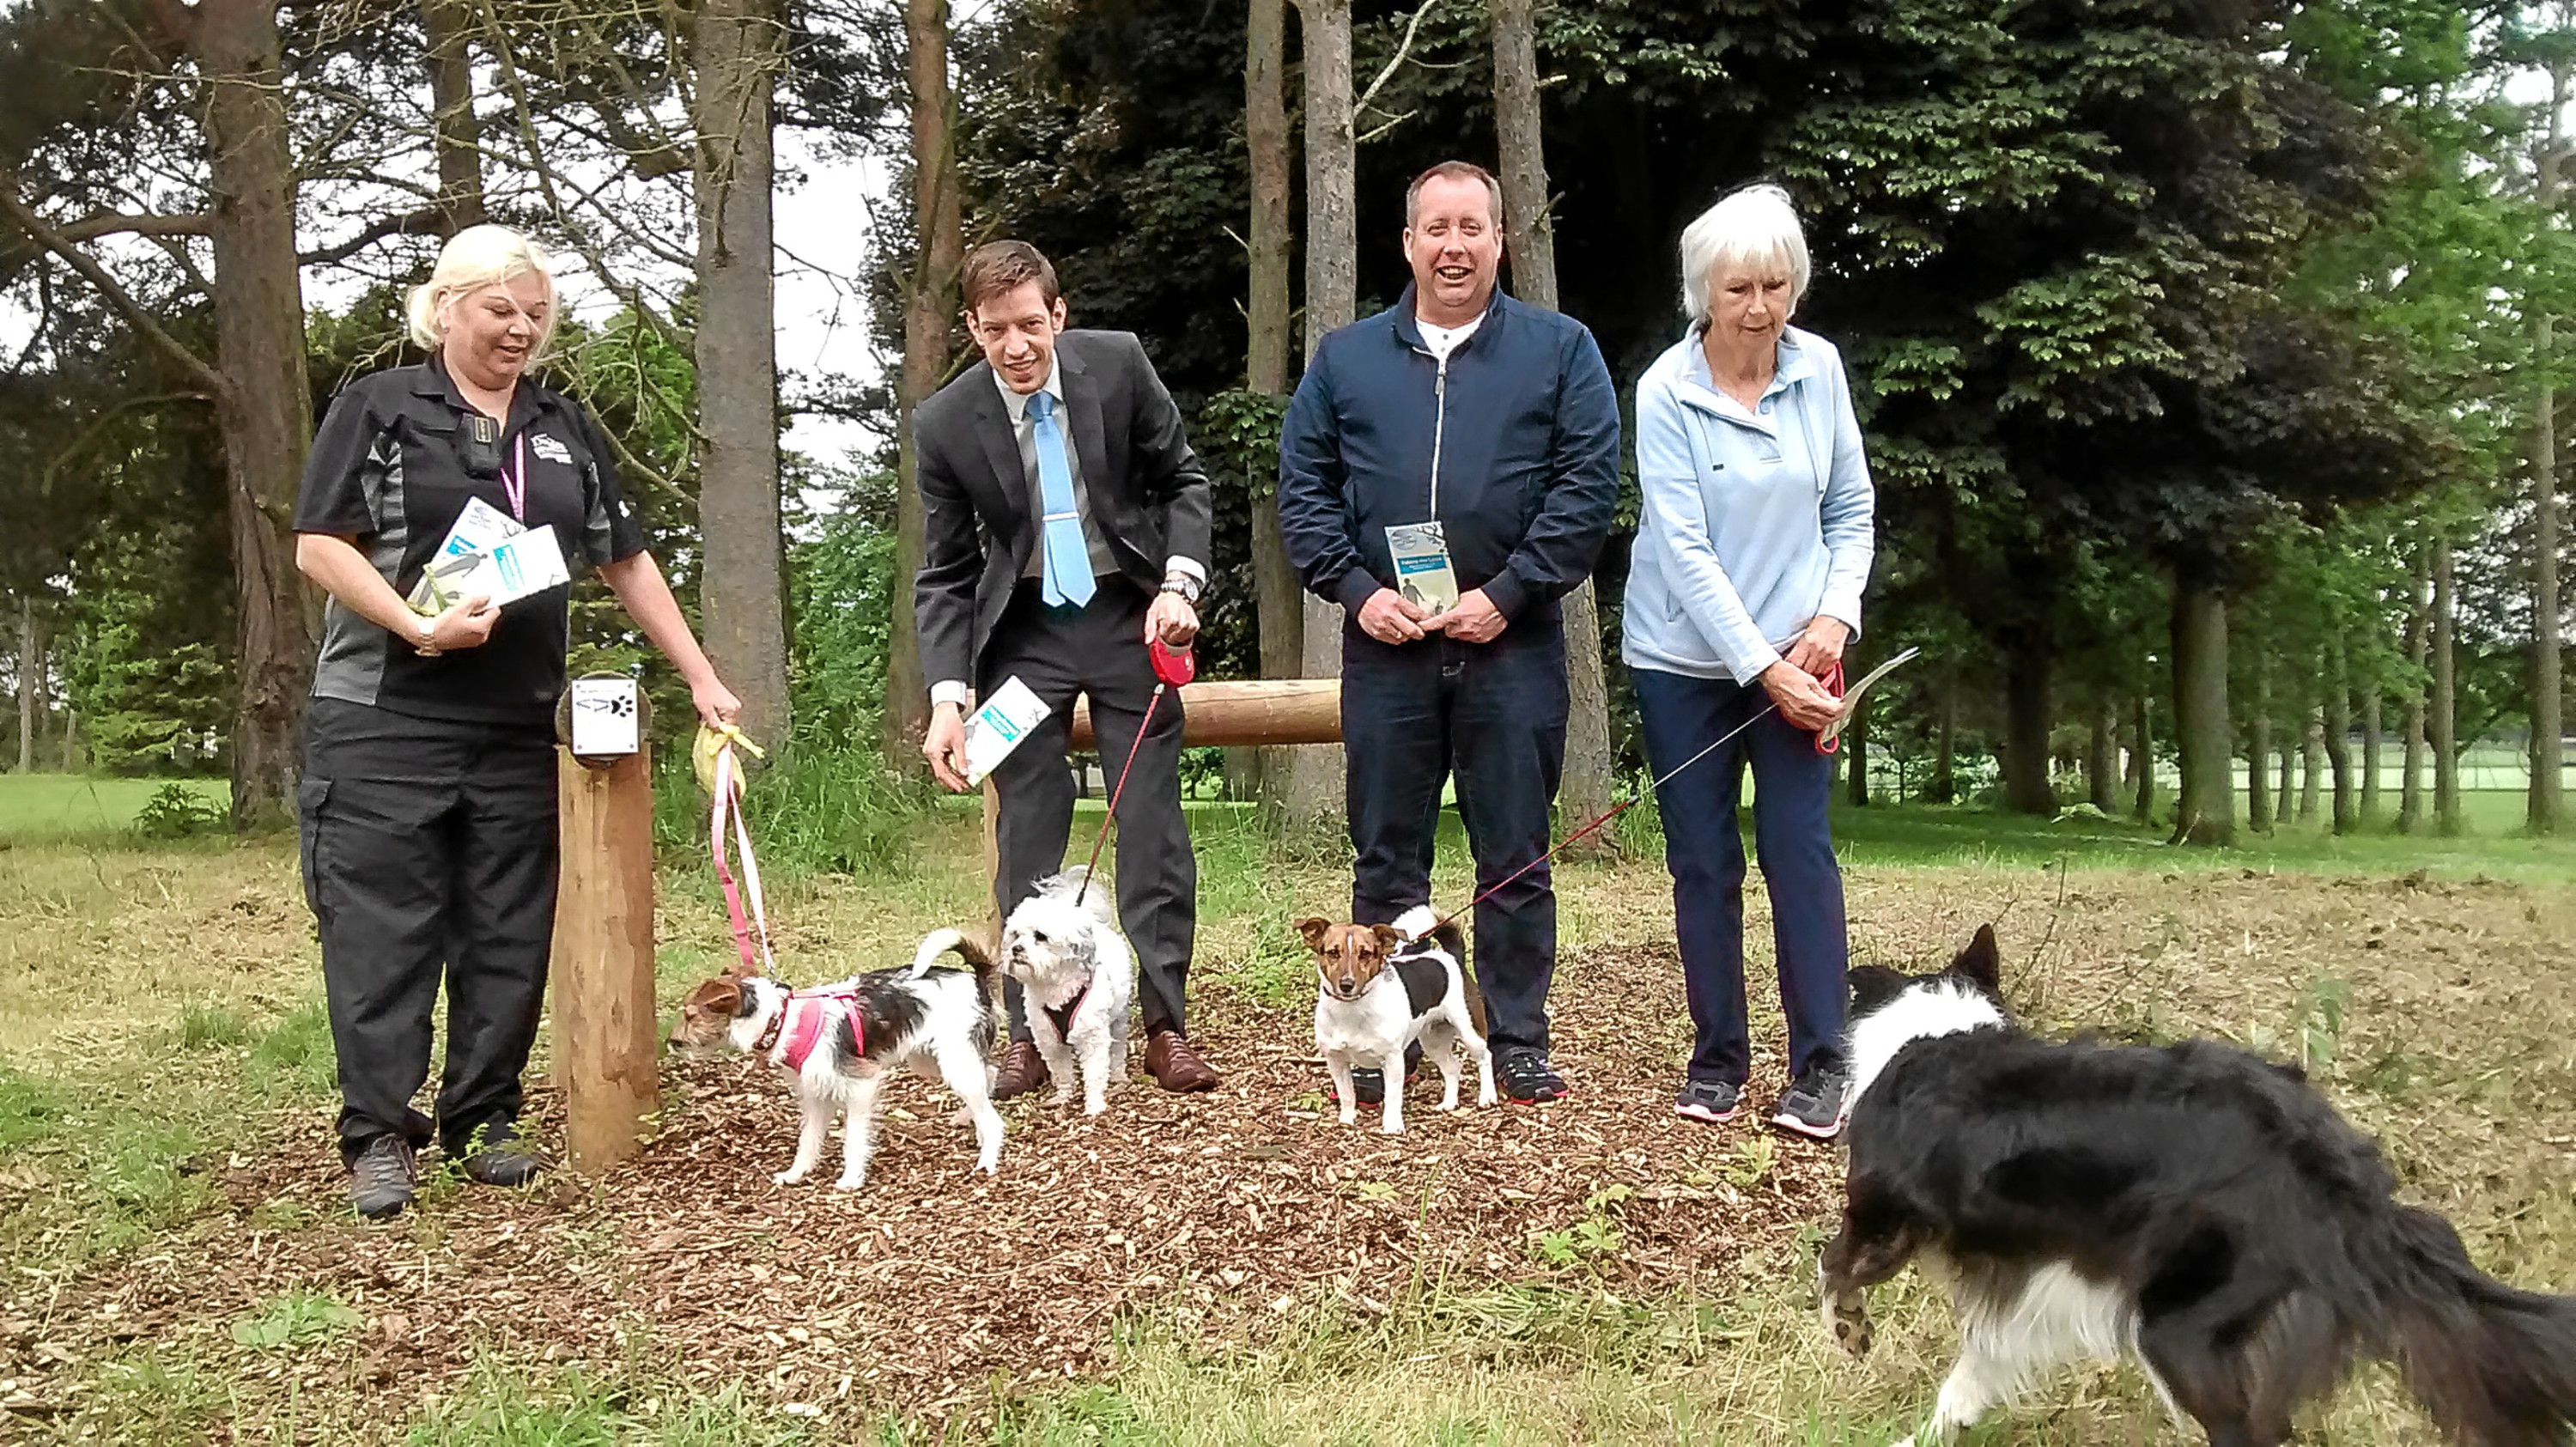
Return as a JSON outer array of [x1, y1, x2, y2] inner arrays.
[[0, 773, 228, 845], [4, 766, 2573, 1443]]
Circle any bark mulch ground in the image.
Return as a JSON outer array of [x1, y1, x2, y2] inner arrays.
[[15, 939, 1838, 1419]]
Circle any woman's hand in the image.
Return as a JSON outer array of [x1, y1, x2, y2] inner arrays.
[[691, 675, 744, 730], [1760, 658, 1843, 733], [422, 595, 500, 653], [1783, 615, 1850, 679]]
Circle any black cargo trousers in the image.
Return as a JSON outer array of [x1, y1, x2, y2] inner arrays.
[[298, 698, 558, 1165]]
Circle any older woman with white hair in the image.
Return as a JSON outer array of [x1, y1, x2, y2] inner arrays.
[[292, 223, 739, 1219], [1621, 183, 1875, 1140]]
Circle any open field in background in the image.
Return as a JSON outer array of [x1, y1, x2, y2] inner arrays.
[[0, 774, 2573, 1444]]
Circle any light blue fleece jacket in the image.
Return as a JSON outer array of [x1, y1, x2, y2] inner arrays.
[[1620, 325, 1875, 684]]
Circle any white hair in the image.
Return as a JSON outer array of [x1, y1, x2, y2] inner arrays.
[[405, 224, 558, 351], [1678, 183, 1811, 324]]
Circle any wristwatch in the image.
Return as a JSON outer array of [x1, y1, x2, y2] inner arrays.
[[412, 617, 442, 657], [1160, 573, 1202, 605]]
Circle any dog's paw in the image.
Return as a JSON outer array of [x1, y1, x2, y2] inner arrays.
[[833, 1174, 867, 1192], [1828, 1300, 1874, 1359], [1337, 1107, 1358, 1127], [772, 1170, 807, 1186], [1048, 1085, 1076, 1106], [1083, 1098, 1107, 1116], [1379, 1118, 1405, 1135]]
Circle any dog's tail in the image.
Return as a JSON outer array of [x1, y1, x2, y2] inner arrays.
[[912, 927, 1000, 994], [2372, 1204, 2576, 1444]]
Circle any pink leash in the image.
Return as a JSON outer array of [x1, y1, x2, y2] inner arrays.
[[708, 743, 775, 976], [1074, 638, 1195, 908]]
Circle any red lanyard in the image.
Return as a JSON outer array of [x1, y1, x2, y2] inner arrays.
[[501, 433, 527, 522]]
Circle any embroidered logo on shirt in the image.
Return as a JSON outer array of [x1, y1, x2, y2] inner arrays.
[[529, 433, 574, 464]]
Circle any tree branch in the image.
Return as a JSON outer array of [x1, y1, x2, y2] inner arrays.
[[0, 185, 221, 395], [1355, 0, 1441, 121], [41, 390, 214, 498], [299, 207, 447, 267], [56, 212, 210, 243]]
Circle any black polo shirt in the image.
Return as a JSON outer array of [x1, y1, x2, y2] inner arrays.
[[292, 357, 650, 726]]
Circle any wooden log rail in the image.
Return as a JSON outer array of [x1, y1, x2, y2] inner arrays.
[[1066, 678, 1341, 749]]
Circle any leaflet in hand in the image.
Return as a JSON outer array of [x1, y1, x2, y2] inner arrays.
[[1818, 646, 1920, 748], [963, 676, 1050, 787], [408, 523, 571, 614], [409, 498, 523, 615], [1386, 521, 1460, 614]]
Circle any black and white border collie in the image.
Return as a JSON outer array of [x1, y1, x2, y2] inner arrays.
[[1822, 925, 2576, 1447]]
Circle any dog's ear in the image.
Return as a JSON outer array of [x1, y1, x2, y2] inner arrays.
[[1296, 917, 1334, 951], [1949, 924, 2002, 996], [1847, 964, 1908, 1014], [1368, 923, 1406, 954]]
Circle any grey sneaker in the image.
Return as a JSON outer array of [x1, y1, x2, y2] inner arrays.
[[1771, 1063, 1850, 1140], [1674, 1078, 1743, 1125], [458, 1125, 545, 1188], [349, 1134, 417, 1219]]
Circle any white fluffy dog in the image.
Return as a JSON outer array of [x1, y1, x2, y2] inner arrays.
[[999, 867, 1135, 1115]]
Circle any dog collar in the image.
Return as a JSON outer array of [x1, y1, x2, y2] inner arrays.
[[752, 1012, 786, 1055]]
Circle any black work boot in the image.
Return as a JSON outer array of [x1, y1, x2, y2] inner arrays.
[[457, 1123, 545, 1188], [349, 1134, 418, 1220]]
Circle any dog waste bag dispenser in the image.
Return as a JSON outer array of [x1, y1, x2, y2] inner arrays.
[[550, 675, 657, 1172]]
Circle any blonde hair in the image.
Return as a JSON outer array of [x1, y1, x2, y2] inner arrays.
[[405, 224, 558, 351], [1678, 183, 1811, 324]]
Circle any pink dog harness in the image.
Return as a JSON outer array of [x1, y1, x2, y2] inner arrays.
[[759, 989, 863, 1073]]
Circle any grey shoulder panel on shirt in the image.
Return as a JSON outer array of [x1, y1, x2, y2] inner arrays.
[[310, 440, 407, 708]]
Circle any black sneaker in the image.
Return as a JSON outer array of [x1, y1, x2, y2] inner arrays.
[[455, 1122, 544, 1188], [1495, 1048, 1567, 1104], [349, 1134, 417, 1220], [1771, 1062, 1850, 1140], [1325, 1061, 1419, 1108], [1674, 1078, 1742, 1125]]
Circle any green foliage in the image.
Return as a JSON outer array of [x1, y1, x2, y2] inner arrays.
[[786, 485, 900, 751], [230, 1291, 361, 1350], [246, 1002, 338, 1099], [0, 1064, 67, 1152], [173, 1000, 252, 1051], [134, 781, 228, 839], [653, 746, 933, 879]]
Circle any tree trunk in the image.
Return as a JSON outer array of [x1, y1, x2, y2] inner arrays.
[[1489, 0, 1613, 842], [1247, 0, 1301, 809], [2278, 721, 2297, 826], [2532, 83, 2565, 836], [2432, 534, 2460, 834], [1285, 0, 1356, 832], [2298, 700, 2323, 824], [2169, 581, 2233, 844], [1931, 675, 1959, 803], [2398, 544, 2429, 833], [422, 0, 485, 235], [15, 595, 36, 774], [2132, 692, 2154, 822], [886, 0, 962, 760], [1844, 688, 1870, 806], [2360, 689, 2382, 824], [2246, 651, 2273, 833], [2323, 637, 2354, 834], [1999, 649, 2057, 813], [197, 0, 315, 828], [691, 0, 790, 746], [2089, 696, 2117, 812]]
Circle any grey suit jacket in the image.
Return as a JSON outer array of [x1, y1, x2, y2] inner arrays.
[[912, 329, 1213, 692]]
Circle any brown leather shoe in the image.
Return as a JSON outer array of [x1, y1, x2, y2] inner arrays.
[[990, 1040, 1050, 1101], [1141, 1030, 1219, 1093]]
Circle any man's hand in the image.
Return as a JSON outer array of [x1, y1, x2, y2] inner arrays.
[[1783, 615, 1851, 679], [690, 675, 744, 729], [1760, 659, 1843, 733], [922, 702, 970, 793], [1145, 590, 1200, 647], [423, 594, 499, 653], [1425, 587, 1506, 644], [1357, 587, 1430, 645]]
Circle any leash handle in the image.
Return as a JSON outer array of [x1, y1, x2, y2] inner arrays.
[[1814, 660, 1848, 756], [708, 744, 775, 976]]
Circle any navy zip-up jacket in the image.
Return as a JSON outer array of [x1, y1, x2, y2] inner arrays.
[[1278, 285, 1623, 624]]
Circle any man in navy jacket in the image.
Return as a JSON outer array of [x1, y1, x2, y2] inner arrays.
[[1278, 160, 1622, 1105]]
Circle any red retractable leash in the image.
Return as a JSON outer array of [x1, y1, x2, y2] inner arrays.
[[1429, 646, 1915, 933], [1073, 636, 1196, 907]]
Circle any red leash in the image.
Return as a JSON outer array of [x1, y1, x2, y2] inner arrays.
[[1075, 638, 1194, 908]]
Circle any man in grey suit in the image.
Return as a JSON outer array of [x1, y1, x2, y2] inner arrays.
[[914, 240, 1219, 1096]]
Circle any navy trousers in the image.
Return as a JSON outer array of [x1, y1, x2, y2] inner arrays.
[[1342, 618, 1566, 1055], [1631, 666, 1849, 1085]]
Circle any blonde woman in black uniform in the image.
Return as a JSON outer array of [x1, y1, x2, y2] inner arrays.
[[294, 225, 740, 1219]]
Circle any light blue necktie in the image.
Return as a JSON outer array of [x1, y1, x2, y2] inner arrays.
[[1026, 390, 1095, 608]]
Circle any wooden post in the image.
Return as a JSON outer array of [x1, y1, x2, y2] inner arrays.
[[551, 744, 659, 1173]]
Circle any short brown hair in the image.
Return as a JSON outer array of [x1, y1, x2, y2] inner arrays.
[[1405, 161, 1504, 228], [961, 240, 1060, 316]]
